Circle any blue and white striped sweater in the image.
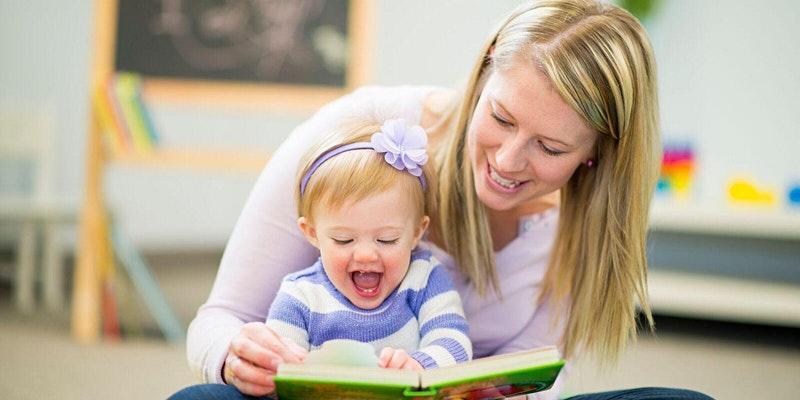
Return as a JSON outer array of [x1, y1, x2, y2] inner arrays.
[[265, 249, 472, 369]]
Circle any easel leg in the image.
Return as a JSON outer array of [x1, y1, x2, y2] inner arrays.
[[72, 200, 102, 343]]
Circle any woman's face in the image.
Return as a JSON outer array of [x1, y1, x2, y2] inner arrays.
[[467, 63, 598, 212]]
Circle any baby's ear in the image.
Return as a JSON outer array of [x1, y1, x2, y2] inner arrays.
[[297, 217, 319, 248], [413, 216, 430, 245]]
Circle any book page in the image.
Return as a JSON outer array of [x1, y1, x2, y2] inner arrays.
[[419, 346, 560, 387], [277, 363, 419, 387]]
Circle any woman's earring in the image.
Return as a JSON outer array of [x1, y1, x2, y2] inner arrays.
[[586, 159, 595, 168]]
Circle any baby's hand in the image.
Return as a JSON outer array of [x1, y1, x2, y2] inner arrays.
[[378, 347, 423, 371]]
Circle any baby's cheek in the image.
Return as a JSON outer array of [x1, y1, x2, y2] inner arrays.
[[321, 252, 351, 279], [383, 251, 410, 282], [324, 249, 350, 267]]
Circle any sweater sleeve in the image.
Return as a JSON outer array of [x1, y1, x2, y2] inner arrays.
[[409, 262, 472, 369], [185, 86, 439, 384], [264, 280, 311, 350]]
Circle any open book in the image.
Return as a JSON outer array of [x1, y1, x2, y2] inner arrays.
[[274, 340, 564, 399]]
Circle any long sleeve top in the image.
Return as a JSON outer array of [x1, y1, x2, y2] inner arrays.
[[186, 85, 568, 399], [265, 249, 472, 369]]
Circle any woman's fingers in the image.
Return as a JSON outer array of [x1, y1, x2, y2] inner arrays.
[[232, 380, 272, 397], [225, 352, 274, 393], [244, 323, 306, 365], [230, 330, 279, 372], [279, 335, 309, 362], [225, 322, 311, 396]]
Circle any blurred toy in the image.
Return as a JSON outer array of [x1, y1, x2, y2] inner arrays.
[[788, 183, 800, 207], [657, 141, 694, 200], [727, 177, 777, 206]]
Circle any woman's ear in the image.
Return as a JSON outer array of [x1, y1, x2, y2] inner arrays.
[[297, 216, 320, 248], [413, 216, 430, 247]]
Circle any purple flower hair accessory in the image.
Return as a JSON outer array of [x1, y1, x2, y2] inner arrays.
[[299, 119, 429, 196], [370, 119, 428, 177]]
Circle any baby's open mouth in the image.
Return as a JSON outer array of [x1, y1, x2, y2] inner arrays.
[[351, 271, 382, 296]]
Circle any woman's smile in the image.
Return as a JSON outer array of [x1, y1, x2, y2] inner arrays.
[[486, 163, 528, 193]]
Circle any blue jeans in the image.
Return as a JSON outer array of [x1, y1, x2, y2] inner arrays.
[[565, 388, 714, 399], [168, 384, 713, 399]]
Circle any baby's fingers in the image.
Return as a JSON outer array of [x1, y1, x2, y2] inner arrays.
[[386, 349, 410, 369], [378, 347, 395, 368]]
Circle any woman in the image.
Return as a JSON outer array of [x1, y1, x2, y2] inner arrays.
[[173, 1, 711, 399]]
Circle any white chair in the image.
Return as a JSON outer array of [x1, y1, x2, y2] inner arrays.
[[0, 107, 75, 313]]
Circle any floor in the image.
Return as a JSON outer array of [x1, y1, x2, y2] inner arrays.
[[1, 252, 798, 400]]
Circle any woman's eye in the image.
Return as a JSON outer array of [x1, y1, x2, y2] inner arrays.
[[378, 238, 399, 245], [538, 141, 565, 156], [490, 111, 513, 128], [332, 238, 353, 245]]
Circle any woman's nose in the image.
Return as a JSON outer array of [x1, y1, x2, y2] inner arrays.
[[495, 135, 528, 172]]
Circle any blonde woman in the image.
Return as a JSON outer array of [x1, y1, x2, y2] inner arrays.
[[172, 1, 712, 399]]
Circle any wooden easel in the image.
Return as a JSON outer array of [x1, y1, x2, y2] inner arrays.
[[73, 0, 372, 343]]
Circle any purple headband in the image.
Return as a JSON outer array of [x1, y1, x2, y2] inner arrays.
[[300, 119, 428, 196]]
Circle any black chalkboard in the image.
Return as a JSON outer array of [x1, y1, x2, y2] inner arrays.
[[114, 0, 350, 87]]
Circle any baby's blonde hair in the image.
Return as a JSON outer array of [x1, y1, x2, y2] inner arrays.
[[296, 121, 434, 225]]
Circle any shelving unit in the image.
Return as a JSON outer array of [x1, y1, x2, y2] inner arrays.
[[111, 147, 269, 173], [647, 269, 800, 327], [650, 201, 800, 240], [647, 201, 800, 327]]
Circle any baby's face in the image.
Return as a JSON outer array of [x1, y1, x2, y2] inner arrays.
[[300, 182, 428, 309]]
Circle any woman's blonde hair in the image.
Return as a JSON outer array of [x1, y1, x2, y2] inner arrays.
[[434, 0, 660, 362], [296, 120, 435, 224]]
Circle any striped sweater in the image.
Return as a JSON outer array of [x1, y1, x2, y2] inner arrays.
[[265, 249, 472, 369]]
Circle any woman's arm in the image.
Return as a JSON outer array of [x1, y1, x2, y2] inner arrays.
[[186, 94, 355, 384]]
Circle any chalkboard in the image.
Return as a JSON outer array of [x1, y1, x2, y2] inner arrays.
[[114, 0, 353, 88]]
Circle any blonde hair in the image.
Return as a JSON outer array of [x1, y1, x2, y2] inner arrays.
[[296, 121, 435, 224], [434, 0, 660, 362]]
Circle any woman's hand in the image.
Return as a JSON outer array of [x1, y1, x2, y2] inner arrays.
[[223, 322, 308, 396], [378, 347, 423, 371]]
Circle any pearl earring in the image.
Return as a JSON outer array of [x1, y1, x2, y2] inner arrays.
[[586, 159, 595, 168]]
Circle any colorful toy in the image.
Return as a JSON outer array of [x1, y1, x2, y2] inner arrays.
[[788, 183, 800, 207], [656, 141, 694, 200], [727, 177, 777, 206]]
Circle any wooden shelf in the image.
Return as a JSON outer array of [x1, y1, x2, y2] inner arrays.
[[0, 199, 77, 222], [109, 147, 270, 173], [649, 201, 800, 240], [648, 269, 800, 327]]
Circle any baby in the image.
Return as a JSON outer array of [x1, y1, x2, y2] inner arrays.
[[265, 118, 472, 370]]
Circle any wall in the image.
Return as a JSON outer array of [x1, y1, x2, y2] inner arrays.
[[648, 0, 799, 205], [1, 0, 798, 251]]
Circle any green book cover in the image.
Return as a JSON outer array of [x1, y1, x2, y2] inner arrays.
[[274, 342, 564, 399]]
